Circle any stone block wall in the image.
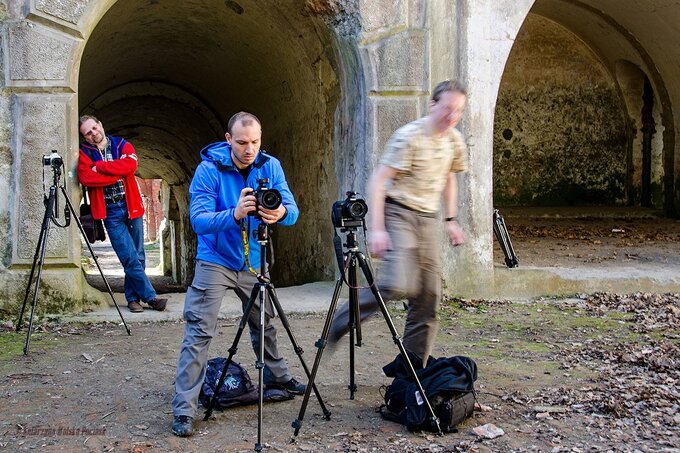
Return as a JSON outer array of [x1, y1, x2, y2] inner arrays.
[[0, 0, 108, 316]]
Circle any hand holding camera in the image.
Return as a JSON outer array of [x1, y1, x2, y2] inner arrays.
[[235, 178, 283, 223]]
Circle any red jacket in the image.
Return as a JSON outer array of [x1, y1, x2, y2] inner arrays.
[[78, 136, 145, 220]]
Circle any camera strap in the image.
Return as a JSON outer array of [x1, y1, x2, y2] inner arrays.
[[240, 220, 259, 276]]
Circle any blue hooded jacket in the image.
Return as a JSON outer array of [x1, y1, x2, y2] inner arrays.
[[190, 141, 298, 271]]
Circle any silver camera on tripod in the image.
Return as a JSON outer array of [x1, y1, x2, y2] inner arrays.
[[42, 150, 63, 168]]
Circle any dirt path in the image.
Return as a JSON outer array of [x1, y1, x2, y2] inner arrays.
[[1, 293, 677, 452]]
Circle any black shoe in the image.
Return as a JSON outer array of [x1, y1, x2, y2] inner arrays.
[[172, 415, 194, 437], [281, 378, 306, 395], [146, 298, 167, 311]]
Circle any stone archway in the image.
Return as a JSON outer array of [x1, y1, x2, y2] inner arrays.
[[77, 0, 346, 286], [0, 0, 369, 315], [494, 0, 678, 217], [494, 13, 629, 207]]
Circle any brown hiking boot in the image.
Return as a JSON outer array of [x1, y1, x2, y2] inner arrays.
[[127, 301, 143, 313], [146, 298, 167, 311]]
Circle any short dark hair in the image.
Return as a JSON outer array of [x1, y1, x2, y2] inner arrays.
[[79, 114, 100, 127], [431, 80, 467, 102], [227, 112, 261, 135]]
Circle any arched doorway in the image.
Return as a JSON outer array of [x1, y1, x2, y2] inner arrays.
[[491, 1, 678, 270], [77, 0, 345, 286], [494, 13, 628, 207]]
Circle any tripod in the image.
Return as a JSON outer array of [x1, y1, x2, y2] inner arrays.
[[292, 226, 442, 437], [203, 223, 330, 452], [16, 161, 130, 355], [493, 209, 518, 268]]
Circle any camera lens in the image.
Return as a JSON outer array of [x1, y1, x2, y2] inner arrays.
[[347, 200, 367, 219], [260, 190, 282, 210]]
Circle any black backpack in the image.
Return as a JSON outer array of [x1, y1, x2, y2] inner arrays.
[[199, 358, 258, 410], [80, 187, 106, 244], [380, 354, 477, 433]]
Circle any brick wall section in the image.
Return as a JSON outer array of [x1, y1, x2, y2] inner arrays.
[[137, 178, 164, 242]]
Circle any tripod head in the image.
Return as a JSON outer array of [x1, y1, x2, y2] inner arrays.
[[257, 222, 270, 244], [331, 191, 372, 276], [240, 220, 275, 282]]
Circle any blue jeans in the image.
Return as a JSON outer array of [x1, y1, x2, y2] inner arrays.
[[103, 200, 157, 303]]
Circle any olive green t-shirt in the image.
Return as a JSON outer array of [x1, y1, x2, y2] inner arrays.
[[380, 117, 468, 213]]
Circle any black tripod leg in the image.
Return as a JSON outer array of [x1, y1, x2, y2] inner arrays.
[[203, 284, 259, 421], [493, 209, 518, 268], [16, 201, 50, 331], [61, 187, 131, 335], [20, 187, 56, 355], [347, 255, 359, 399], [255, 283, 265, 452], [266, 285, 331, 418], [292, 276, 344, 437], [356, 252, 443, 435]]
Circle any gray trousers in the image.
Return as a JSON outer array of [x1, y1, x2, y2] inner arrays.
[[172, 260, 292, 417], [331, 202, 442, 365]]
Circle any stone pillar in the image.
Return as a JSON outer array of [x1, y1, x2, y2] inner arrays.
[[358, 0, 429, 181], [354, 0, 428, 285], [0, 2, 108, 314], [160, 181, 192, 286], [356, 0, 536, 297], [447, 0, 535, 297]]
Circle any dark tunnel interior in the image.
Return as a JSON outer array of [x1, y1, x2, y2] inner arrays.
[[78, 0, 342, 285]]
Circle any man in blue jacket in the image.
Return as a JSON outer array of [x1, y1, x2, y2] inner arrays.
[[171, 112, 304, 437]]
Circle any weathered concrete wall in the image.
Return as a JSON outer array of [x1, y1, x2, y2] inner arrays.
[[357, 0, 428, 179], [531, 0, 679, 217], [494, 14, 628, 206], [3, 0, 680, 315]]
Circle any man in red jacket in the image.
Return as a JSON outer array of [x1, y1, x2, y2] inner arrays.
[[78, 115, 167, 313]]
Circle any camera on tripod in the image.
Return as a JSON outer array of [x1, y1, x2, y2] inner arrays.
[[331, 192, 368, 229], [249, 178, 282, 217], [42, 150, 63, 168]]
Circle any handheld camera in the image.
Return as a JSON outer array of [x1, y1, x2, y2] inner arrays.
[[249, 178, 282, 217], [331, 191, 368, 230]]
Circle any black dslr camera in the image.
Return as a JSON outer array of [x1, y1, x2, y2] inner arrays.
[[42, 150, 63, 168], [332, 191, 368, 229], [249, 178, 282, 216]]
